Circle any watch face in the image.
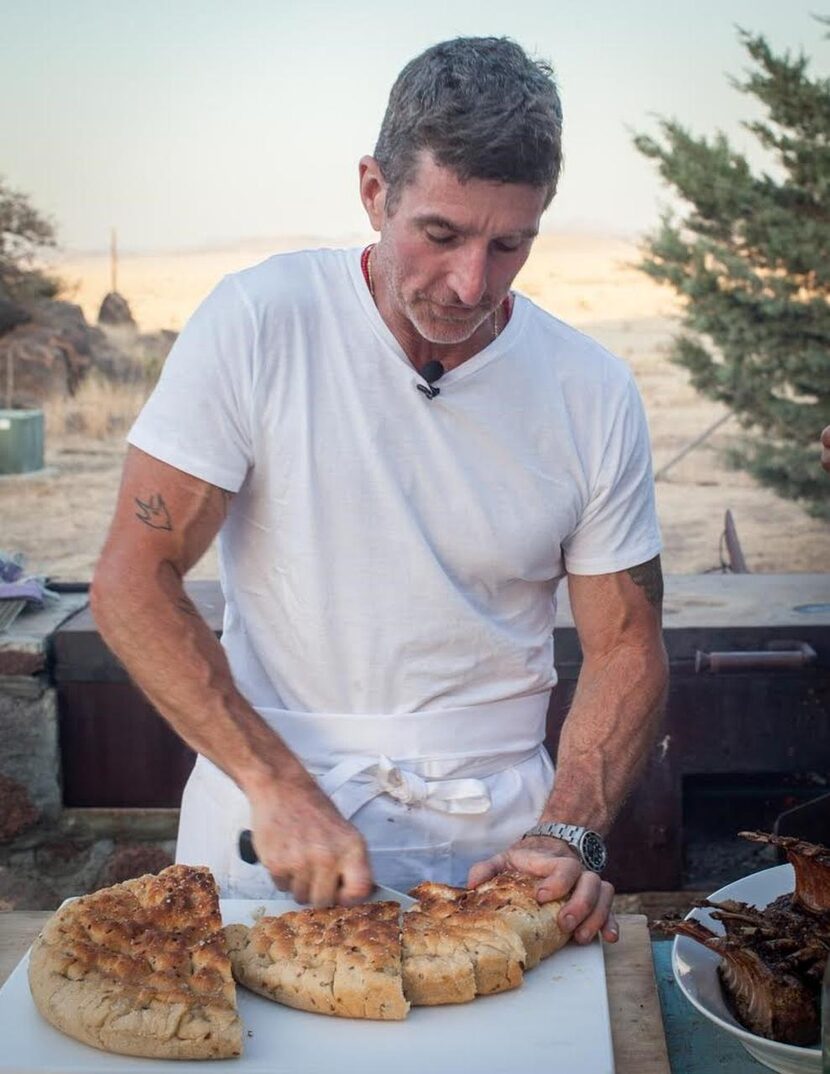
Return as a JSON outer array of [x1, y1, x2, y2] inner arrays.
[[581, 831, 607, 872]]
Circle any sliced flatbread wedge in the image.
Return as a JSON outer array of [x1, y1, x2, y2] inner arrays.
[[402, 905, 525, 1005], [410, 870, 567, 968], [226, 900, 409, 1020], [27, 864, 243, 1060]]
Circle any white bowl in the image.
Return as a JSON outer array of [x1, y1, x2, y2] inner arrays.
[[671, 863, 822, 1074]]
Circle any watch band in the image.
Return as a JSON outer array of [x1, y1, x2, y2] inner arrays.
[[522, 821, 608, 873]]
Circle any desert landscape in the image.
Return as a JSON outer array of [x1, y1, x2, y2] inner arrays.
[[2, 232, 827, 581]]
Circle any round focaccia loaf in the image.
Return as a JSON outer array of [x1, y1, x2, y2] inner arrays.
[[28, 864, 242, 1060], [225, 900, 409, 1020], [410, 870, 567, 968]]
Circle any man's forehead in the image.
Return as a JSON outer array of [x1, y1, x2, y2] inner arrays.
[[394, 154, 547, 234]]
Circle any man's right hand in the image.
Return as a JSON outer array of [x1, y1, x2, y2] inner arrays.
[[248, 774, 374, 908]]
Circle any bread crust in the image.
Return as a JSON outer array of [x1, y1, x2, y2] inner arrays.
[[410, 870, 567, 969], [402, 906, 525, 1005], [27, 865, 242, 1059], [226, 901, 409, 1020]]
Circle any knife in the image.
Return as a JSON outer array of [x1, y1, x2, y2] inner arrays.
[[237, 829, 416, 907]]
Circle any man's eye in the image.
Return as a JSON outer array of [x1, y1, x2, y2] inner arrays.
[[494, 239, 523, 253], [426, 231, 456, 245]]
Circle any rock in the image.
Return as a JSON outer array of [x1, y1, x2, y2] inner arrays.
[[95, 843, 174, 889], [0, 298, 30, 337], [0, 323, 90, 405], [0, 774, 39, 841], [0, 865, 59, 910], [98, 291, 136, 328], [0, 686, 61, 824]]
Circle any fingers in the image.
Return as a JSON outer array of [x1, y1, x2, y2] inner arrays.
[[533, 856, 583, 902], [467, 853, 507, 888], [559, 873, 616, 944], [337, 847, 374, 905]]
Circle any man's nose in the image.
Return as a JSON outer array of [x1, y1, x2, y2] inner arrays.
[[447, 247, 489, 307]]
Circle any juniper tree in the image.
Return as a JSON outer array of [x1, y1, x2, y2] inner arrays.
[[634, 23, 830, 519], [0, 175, 59, 303]]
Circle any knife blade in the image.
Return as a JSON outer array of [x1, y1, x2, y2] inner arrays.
[[237, 828, 416, 907]]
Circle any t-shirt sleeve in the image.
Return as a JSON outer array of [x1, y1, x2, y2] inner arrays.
[[127, 274, 255, 492], [562, 373, 662, 575]]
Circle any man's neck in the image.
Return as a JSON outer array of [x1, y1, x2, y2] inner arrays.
[[364, 245, 503, 375]]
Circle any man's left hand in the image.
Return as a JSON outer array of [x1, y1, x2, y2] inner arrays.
[[467, 836, 618, 944]]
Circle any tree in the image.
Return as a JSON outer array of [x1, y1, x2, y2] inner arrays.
[[0, 175, 60, 303], [634, 23, 830, 520]]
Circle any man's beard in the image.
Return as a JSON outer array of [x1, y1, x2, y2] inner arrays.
[[383, 264, 495, 345]]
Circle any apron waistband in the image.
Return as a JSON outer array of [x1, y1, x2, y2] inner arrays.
[[197, 691, 551, 820]]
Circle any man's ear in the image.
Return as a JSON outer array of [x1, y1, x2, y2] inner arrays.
[[359, 155, 387, 231]]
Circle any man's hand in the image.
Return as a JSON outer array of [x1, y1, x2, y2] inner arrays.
[[249, 773, 374, 908], [821, 426, 830, 473], [467, 836, 618, 944]]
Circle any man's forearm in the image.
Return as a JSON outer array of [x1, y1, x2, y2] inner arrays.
[[90, 558, 308, 799], [540, 642, 668, 834]]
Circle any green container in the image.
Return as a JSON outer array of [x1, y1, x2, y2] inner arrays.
[[0, 409, 44, 475]]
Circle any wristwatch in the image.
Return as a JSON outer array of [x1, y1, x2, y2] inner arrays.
[[522, 822, 608, 873]]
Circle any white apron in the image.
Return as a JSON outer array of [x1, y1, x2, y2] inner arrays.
[[175, 692, 554, 896]]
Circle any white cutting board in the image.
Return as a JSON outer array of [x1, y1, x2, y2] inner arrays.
[[0, 897, 615, 1074]]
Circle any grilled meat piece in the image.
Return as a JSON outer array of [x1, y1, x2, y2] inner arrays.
[[670, 918, 819, 1046], [739, 831, 830, 914], [659, 831, 830, 1047]]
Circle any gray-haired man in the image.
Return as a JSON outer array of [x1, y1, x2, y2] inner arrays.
[[93, 37, 668, 949]]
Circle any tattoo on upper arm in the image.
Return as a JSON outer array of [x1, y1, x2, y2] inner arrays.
[[134, 494, 173, 531], [626, 555, 664, 607]]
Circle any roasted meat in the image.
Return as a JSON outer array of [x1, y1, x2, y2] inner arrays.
[[739, 831, 830, 914], [660, 831, 830, 1047]]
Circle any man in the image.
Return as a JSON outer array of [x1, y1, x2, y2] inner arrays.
[[92, 37, 668, 948], [822, 426, 830, 472]]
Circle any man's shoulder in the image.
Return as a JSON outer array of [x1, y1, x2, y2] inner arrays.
[[516, 295, 634, 395], [229, 246, 356, 311]]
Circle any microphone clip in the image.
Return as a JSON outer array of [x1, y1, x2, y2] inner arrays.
[[416, 383, 441, 400]]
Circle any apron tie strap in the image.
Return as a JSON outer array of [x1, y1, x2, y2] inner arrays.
[[317, 754, 492, 820]]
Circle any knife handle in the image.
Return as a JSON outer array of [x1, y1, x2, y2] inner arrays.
[[238, 829, 258, 865]]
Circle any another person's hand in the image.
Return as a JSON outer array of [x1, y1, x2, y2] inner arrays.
[[248, 774, 373, 908], [467, 836, 618, 944], [821, 426, 830, 473]]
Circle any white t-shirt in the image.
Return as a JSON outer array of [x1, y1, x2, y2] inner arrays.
[[128, 247, 661, 716]]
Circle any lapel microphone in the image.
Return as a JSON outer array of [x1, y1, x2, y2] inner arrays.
[[416, 360, 445, 400]]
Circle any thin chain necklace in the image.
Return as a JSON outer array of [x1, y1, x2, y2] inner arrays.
[[361, 244, 508, 341]]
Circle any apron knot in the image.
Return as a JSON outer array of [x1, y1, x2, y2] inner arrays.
[[317, 754, 493, 819]]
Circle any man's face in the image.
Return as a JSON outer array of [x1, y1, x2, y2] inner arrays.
[[365, 152, 548, 347]]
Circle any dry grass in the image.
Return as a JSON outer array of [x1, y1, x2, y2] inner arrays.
[[42, 374, 149, 441]]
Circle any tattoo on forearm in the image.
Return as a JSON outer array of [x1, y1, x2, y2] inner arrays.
[[134, 494, 173, 531], [175, 596, 199, 618], [626, 555, 664, 607]]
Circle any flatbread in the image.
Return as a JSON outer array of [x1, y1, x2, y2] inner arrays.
[[410, 870, 567, 968], [225, 900, 409, 1020], [27, 864, 242, 1060], [401, 905, 526, 1005]]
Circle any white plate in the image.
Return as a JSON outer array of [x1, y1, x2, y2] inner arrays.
[[671, 863, 822, 1074], [0, 893, 615, 1073]]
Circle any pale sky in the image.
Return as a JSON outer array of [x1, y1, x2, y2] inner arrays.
[[2, 0, 826, 253]]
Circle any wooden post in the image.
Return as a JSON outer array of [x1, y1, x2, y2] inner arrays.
[[5, 351, 12, 410], [110, 227, 118, 294]]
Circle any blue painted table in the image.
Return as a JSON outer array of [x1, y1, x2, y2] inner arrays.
[[652, 940, 775, 1072]]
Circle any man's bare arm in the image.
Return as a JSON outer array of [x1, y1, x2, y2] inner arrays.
[[91, 446, 372, 906], [544, 554, 668, 834], [468, 554, 668, 944]]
